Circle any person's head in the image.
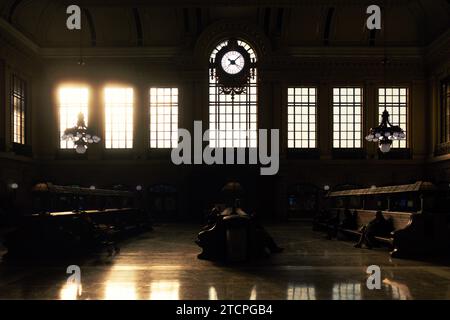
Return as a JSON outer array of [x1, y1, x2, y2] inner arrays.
[[375, 211, 383, 219]]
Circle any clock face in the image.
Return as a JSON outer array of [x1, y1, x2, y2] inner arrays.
[[221, 51, 245, 75]]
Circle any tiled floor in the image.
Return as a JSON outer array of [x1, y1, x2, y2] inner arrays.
[[0, 223, 449, 300]]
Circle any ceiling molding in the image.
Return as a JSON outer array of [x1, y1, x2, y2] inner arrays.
[[0, 18, 39, 54], [426, 28, 450, 66]]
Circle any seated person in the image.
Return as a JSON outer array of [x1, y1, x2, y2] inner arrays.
[[354, 211, 393, 249], [196, 206, 283, 261], [201, 206, 220, 231]]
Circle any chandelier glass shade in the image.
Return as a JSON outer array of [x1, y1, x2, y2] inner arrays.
[[61, 113, 101, 154], [365, 109, 406, 153]]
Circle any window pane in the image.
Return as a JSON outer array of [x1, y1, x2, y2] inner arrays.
[[104, 87, 133, 149], [333, 87, 363, 148], [11, 75, 26, 144], [59, 87, 89, 149], [209, 40, 257, 148], [287, 87, 317, 149], [378, 87, 408, 148], [149, 87, 179, 148]]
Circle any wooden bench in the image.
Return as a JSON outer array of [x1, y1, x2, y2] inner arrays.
[[317, 209, 426, 258], [340, 211, 412, 245], [4, 207, 151, 258]]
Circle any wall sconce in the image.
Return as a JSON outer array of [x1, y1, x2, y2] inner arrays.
[[323, 185, 330, 191], [136, 185, 143, 191], [9, 183, 19, 190]]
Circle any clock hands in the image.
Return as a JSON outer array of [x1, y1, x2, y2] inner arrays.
[[228, 56, 240, 65], [221, 51, 244, 74]]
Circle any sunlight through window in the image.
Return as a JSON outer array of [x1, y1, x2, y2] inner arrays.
[[59, 86, 89, 149], [11, 75, 26, 145], [150, 87, 179, 148], [333, 88, 363, 148], [209, 40, 258, 148], [105, 87, 134, 149], [378, 88, 408, 148], [287, 87, 317, 148]]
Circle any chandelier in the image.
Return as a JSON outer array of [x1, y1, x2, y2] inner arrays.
[[365, 109, 406, 153], [61, 113, 101, 154]]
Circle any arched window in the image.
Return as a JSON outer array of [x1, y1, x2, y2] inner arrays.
[[209, 40, 257, 148]]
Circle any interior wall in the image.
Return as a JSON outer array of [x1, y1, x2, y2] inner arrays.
[[0, 3, 449, 222]]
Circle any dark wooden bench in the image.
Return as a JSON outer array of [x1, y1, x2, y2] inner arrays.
[[3, 207, 151, 258], [340, 211, 412, 245], [316, 209, 426, 258]]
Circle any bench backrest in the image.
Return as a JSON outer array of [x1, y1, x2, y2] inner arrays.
[[355, 210, 412, 231]]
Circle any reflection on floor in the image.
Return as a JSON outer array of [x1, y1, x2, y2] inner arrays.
[[0, 223, 449, 300]]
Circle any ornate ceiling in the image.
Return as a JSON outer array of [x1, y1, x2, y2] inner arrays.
[[0, 0, 449, 49]]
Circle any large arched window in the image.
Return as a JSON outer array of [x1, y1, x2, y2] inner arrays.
[[209, 40, 257, 148]]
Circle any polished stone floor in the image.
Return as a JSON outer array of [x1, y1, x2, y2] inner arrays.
[[0, 223, 449, 300]]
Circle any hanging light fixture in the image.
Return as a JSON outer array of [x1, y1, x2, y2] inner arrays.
[[365, 8, 406, 154], [61, 23, 100, 154], [61, 113, 100, 154], [365, 108, 406, 153]]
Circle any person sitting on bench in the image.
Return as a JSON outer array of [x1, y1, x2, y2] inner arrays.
[[201, 205, 220, 231], [354, 211, 393, 249]]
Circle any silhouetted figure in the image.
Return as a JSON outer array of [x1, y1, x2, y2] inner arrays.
[[354, 211, 393, 249], [196, 206, 283, 261], [203, 206, 220, 230]]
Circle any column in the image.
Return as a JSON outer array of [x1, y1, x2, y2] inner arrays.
[[319, 81, 331, 159]]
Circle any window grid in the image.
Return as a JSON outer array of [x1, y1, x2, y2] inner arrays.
[[11, 75, 26, 145], [59, 87, 89, 149], [378, 88, 408, 148], [105, 88, 133, 149], [287, 87, 317, 149], [209, 40, 258, 148], [333, 88, 363, 148], [149, 88, 179, 148]]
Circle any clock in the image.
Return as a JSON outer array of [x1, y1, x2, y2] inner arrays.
[[211, 39, 256, 95], [221, 50, 245, 75]]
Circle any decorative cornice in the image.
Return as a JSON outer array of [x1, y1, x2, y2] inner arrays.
[[0, 18, 39, 55], [426, 28, 450, 69]]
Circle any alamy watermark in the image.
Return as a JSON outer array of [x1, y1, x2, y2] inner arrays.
[[366, 265, 381, 290], [171, 121, 279, 176], [66, 265, 82, 298]]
